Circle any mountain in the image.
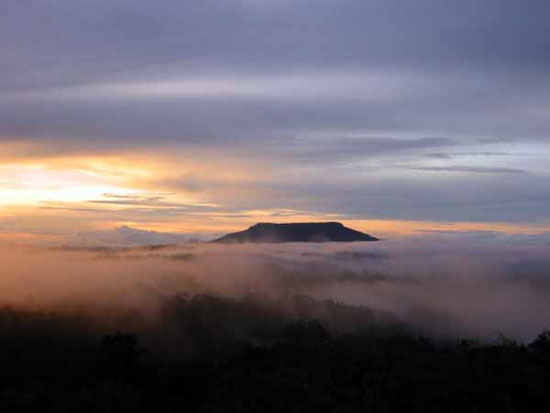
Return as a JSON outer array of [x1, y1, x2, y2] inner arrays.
[[212, 222, 379, 244]]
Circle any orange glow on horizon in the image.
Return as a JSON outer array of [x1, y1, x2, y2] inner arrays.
[[0, 149, 548, 244], [342, 219, 550, 238], [96, 217, 550, 239]]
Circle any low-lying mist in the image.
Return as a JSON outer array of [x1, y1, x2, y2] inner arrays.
[[1, 236, 550, 352]]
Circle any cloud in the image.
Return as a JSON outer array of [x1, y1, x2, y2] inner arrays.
[[8, 71, 418, 103], [2, 236, 550, 343], [425, 152, 518, 160], [67, 225, 212, 246], [2, 0, 550, 91], [407, 165, 528, 174], [2, 0, 550, 146], [1, 0, 549, 227], [87, 193, 219, 210]]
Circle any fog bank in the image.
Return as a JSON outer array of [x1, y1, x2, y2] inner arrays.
[[1, 236, 549, 342]]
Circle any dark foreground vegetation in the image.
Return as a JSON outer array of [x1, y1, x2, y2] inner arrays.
[[1, 295, 550, 412]]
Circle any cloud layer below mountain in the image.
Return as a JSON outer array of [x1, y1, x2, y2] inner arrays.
[[2, 236, 549, 342]]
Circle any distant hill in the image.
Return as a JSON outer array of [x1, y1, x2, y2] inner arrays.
[[212, 222, 379, 244]]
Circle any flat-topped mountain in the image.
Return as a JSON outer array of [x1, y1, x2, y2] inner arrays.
[[212, 222, 379, 244]]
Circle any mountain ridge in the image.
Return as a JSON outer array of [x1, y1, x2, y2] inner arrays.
[[212, 222, 379, 244]]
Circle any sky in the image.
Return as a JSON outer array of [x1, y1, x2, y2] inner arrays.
[[1, 0, 550, 243]]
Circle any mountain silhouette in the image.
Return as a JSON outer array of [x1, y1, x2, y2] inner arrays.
[[213, 222, 379, 244]]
